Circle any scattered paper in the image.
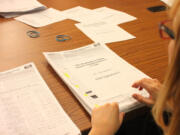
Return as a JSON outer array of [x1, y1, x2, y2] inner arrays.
[[15, 8, 67, 27], [62, 6, 105, 23], [94, 7, 137, 24], [75, 21, 135, 43], [0, 63, 81, 135]]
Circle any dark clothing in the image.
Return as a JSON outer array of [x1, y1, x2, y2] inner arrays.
[[115, 111, 163, 135]]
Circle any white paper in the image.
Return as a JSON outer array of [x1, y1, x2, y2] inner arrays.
[[0, 63, 80, 135], [44, 43, 149, 113], [94, 7, 137, 24], [161, 0, 173, 6], [15, 8, 67, 27], [62, 6, 106, 23], [75, 21, 135, 43], [0, 0, 45, 13]]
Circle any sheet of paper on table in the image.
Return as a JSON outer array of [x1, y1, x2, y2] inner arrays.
[[0, 0, 46, 18], [75, 21, 135, 43], [0, 63, 81, 135], [93, 7, 137, 24], [62, 6, 106, 23], [15, 8, 67, 27]]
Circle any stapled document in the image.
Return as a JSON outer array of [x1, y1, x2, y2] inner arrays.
[[44, 43, 149, 114]]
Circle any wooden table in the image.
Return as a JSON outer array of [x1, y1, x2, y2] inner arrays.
[[0, 0, 169, 134]]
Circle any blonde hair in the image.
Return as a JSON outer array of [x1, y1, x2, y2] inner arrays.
[[152, 0, 180, 135]]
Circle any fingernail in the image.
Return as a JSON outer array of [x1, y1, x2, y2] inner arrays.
[[133, 94, 137, 98]]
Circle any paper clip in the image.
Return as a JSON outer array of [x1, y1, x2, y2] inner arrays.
[[56, 35, 71, 42], [27, 30, 40, 38]]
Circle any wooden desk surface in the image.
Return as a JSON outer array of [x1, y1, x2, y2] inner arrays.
[[0, 0, 169, 132]]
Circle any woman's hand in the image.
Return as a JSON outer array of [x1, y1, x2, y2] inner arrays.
[[89, 103, 124, 135], [132, 78, 162, 106]]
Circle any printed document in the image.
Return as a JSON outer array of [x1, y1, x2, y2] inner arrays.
[[44, 43, 149, 114], [75, 22, 135, 43], [0, 63, 80, 135], [62, 6, 105, 23], [94, 7, 137, 24], [15, 8, 67, 27]]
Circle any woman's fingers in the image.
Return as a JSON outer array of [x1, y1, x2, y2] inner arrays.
[[132, 78, 154, 93], [132, 93, 154, 106]]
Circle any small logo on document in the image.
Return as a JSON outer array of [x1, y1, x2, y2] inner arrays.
[[24, 64, 32, 69], [93, 43, 101, 47]]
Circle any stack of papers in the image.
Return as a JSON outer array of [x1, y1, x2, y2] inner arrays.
[[0, 63, 80, 135], [44, 43, 149, 114], [0, 0, 46, 18]]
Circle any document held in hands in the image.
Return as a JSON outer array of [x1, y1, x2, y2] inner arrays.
[[0, 63, 80, 135], [44, 43, 149, 114]]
